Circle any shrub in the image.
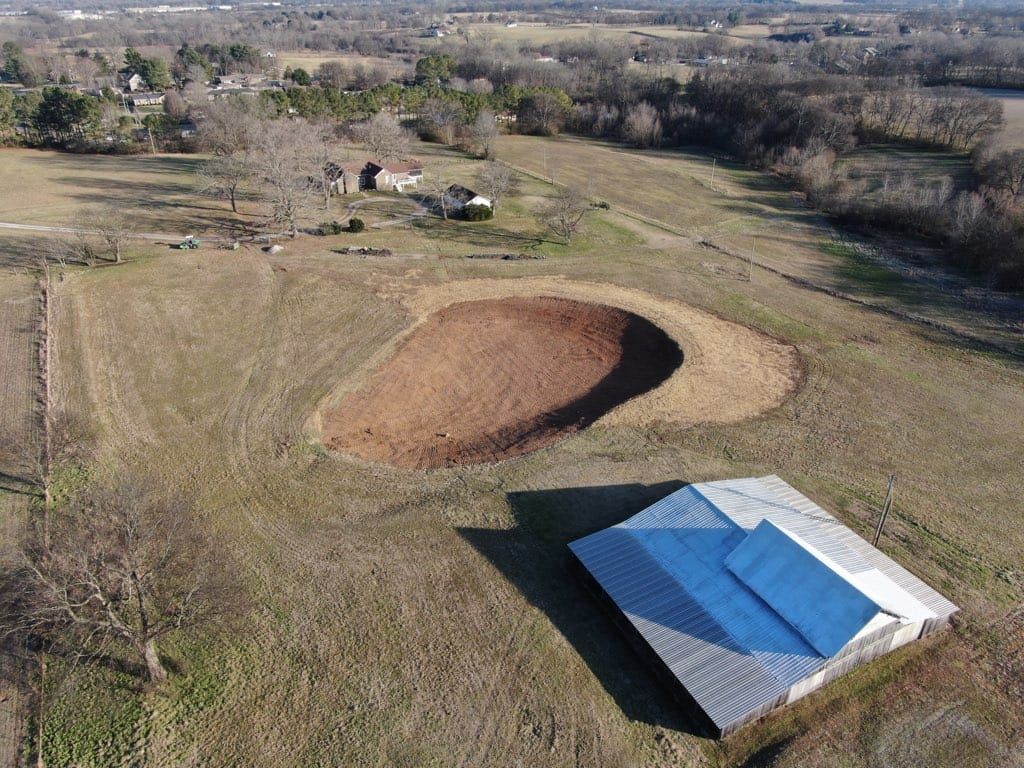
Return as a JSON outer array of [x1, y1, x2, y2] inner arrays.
[[347, 217, 365, 233], [317, 221, 345, 236], [462, 204, 493, 221]]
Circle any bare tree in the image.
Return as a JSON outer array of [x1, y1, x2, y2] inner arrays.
[[517, 92, 569, 136], [1, 478, 240, 685], [468, 109, 499, 159], [94, 209, 136, 264], [540, 187, 589, 244], [316, 60, 347, 89], [197, 151, 252, 213], [980, 148, 1024, 200], [475, 161, 518, 210], [623, 101, 663, 149], [304, 123, 343, 210], [351, 112, 410, 162], [420, 97, 464, 145], [199, 98, 265, 157], [162, 89, 187, 119], [428, 165, 452, 220], [250, 119, 320, 236]]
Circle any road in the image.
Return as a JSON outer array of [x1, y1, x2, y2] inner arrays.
[[0, 221, 221, 241]]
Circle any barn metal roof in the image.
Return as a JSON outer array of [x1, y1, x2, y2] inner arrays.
[[568, 475, 958, 732]]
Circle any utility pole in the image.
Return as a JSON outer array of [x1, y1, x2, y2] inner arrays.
[[748, 235, 755, 282], [872, 474, 896, 547], [710, 156, 717, 189]]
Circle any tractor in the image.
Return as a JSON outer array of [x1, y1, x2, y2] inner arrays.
[[176, 236, 201, 250]]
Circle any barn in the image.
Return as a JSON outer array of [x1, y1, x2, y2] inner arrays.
[[569, 475, 958, 737]]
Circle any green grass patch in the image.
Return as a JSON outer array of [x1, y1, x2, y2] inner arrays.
[[720, 294, 828, 343], [39, 663, 145, 768]]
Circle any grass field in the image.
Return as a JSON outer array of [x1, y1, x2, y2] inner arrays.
[[982, 88, 1024, 150], [494, 134, 1024, 356], [841, 144, 974, 194], [275, 51, 411, 80], [0, 136, 1021, 766], [0, 273, 40, 768], [0, 149, 235, 236], [436, 22, 746, 49]]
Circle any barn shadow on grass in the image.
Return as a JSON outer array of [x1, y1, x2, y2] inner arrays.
[[458, 480, 713, 737]]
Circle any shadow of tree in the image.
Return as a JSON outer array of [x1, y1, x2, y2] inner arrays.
[[458, 480, 715, 737]]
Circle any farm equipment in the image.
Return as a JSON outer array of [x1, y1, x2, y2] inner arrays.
[[176, 236, 201, 250]]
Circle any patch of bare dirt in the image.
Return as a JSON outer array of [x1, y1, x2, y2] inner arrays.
[[323, 297, 682, 468]]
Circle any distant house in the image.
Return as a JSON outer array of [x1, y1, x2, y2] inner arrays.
[[691, 57, 729, 68], [360, 160, 424, 192], [209, 87, 262, 99], [217, 73, 269, 88], [444, 184, 492, 211], [124, 72, 145, 92], [179, 118, 199, 138], [130, 91, 165, 108]]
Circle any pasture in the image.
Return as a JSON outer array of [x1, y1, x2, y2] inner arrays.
[[841, 144, 974, 194], [443, 22, 739, 48], [982, 88, 1024, 149], [0, 149, 232, 235], [275, 51, 411, 81], [0, 135, 1021, 767]]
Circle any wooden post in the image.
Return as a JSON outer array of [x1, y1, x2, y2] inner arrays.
[[873, 474, 896, 547], [710, 156, 717, 189]]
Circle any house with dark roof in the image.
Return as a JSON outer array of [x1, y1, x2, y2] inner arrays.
[[443, 184, 492, 210], [130, 91, 165, 108], [570, 475, 958, 737]]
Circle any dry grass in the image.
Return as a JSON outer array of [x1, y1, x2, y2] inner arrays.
[[494, 134, 1024, 356], [275, 51, 410, 80], [0, 148, 238, 234], [455, 22, 749, 47], [0, 273, 39, 768], [982, 89, 1024, 150], [4, 136, 1020, 767], [841, 144, 973, 194], [0, 273, 40, 488]]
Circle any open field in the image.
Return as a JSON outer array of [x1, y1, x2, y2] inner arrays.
[[494, 134, 1024, 356], [841, 144, 974, 195], [0, 273, 40, 486], [982, 88, 1024, 150], [443, 22, 739, 48], [0, 273, 40, 768], [1, 137, 1021, 766], [0, 149, 239, 236], [275, 51, 411, 80]]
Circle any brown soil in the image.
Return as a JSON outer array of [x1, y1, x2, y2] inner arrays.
[[323, 297, 683, 469]]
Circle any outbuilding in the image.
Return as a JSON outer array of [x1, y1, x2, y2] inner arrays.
[[444, 184, 492, 211], [569, 475, 958, 737]]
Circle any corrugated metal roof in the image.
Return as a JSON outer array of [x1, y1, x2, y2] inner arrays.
[[568, 475, 959, 733], [725, 519, 883, 656]]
